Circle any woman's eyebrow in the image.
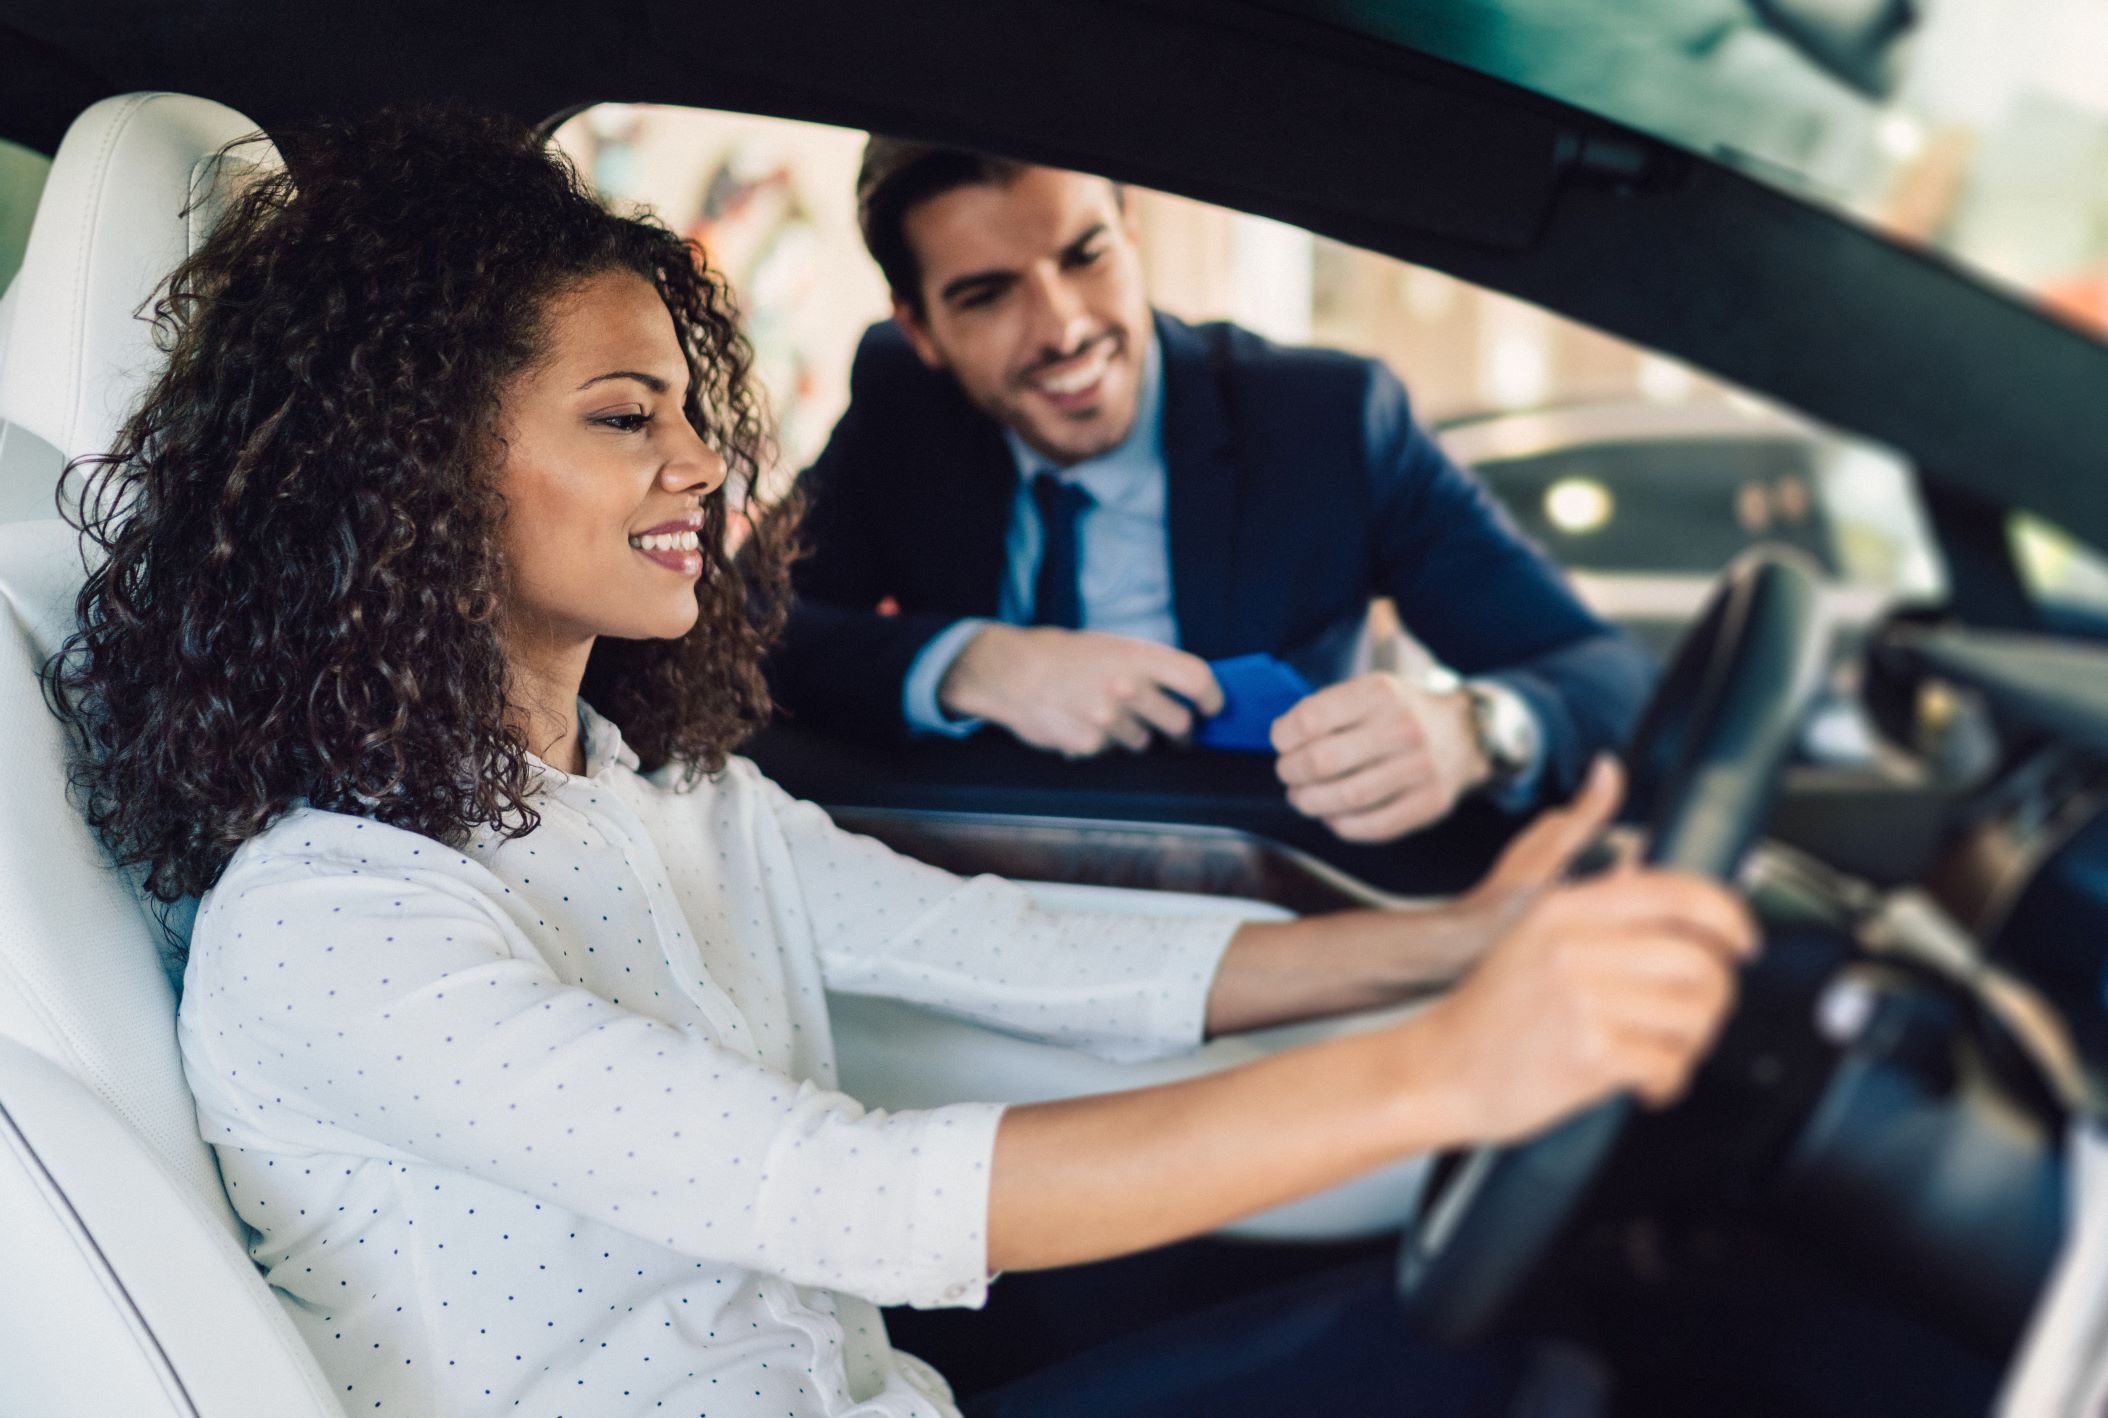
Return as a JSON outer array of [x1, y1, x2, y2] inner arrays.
[[575, 370, 671, 394]]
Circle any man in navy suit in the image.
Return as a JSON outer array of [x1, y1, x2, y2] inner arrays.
[[766, 140, 1654, 843]]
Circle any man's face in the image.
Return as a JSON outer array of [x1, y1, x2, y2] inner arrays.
[[893, 168, 1151, 467]]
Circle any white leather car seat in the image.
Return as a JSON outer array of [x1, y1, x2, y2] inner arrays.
[[0, 271, 69, 523], [0, 93, 345, 1418]]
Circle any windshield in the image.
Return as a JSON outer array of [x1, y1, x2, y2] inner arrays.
[[1312, 0, 2108, 340]]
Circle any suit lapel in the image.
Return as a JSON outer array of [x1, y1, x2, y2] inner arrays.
[[922, 381, 1017, 616], [1158, 315, 1241, 658]]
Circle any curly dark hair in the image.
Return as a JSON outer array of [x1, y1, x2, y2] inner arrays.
[[45, 107, 799, 905]]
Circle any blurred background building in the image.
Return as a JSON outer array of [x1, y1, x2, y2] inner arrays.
[[549, 104, 1755, 478], [545, 44, 2108, 620], [5, 0, 2104, 616]]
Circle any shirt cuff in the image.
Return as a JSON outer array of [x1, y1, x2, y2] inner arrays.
[[1472, 676, 1547, 812], [1138, 915, 1244, 1056], [757, 1088, 1007, 1310], [895, 1099, 1007, 1311], [902, 619, 994, 738]]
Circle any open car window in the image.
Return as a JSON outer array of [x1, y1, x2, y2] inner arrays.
[[548, 102, 1947, 623]]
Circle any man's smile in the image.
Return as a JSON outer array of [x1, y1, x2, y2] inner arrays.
[[1020, 335, 1122, 415]]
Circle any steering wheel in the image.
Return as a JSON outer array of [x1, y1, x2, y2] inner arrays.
[[1395, 549, 1831, 1346]]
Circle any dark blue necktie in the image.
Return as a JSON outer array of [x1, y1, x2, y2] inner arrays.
[[1029, 472, 1093, 630]]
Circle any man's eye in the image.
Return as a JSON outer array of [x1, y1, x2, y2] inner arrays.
[[594, 412, 652, 433], [1069, 245, 1105, 267]]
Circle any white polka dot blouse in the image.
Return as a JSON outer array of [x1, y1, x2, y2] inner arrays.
[[178, 702, 1238, 1417]]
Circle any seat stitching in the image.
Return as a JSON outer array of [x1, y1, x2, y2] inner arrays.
[[0, 1088, 204, 1417]]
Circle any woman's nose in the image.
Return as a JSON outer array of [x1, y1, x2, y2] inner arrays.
[[663, 427, 727, 498]]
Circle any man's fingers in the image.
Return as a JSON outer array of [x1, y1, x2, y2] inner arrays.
[[1276, 713, 1420, 789], [1102, 710, 1152, 753], [1269, 675, 1387, 754], [1049, 720, 1112, 757], [1321, 783, 1450, 844], [1128, 686, 1196, 741], [1286, 752, 1427, 821], [1142, 648, 1225, 717]]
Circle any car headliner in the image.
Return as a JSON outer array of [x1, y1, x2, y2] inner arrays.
[[2, 0, 2104, 554]]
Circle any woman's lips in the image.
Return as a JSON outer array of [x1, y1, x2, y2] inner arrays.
[[628, 515, 704, 576], [633, 541, 702, 576]]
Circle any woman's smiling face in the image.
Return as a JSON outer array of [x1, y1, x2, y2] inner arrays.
[[494, 268, 727, 661]]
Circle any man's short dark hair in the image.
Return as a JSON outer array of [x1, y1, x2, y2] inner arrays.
[[855, 137, 1027, 314]]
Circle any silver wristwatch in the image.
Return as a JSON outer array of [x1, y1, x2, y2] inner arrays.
[[1462, 679, 1540, 788]]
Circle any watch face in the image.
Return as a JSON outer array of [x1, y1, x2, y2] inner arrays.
[[1471, 683, 1536, 779]]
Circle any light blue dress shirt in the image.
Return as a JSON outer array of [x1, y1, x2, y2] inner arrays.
[[896, 337, 1547, 807], [903, 337, 1176, 735]]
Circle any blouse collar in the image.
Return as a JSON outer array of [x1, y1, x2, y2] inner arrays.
[[528, 699, 642, 783]]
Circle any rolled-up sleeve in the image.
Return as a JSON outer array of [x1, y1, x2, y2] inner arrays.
[[750, 768, 1238, 1062], [180, 852, 1003, 1309]]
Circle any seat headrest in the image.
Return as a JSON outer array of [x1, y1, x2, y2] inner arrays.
[[0, 93, 280, 466]]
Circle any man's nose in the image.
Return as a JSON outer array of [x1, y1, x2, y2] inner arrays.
[[1024, 268, 1092, 357]]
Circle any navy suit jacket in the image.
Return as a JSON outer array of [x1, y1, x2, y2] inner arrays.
[[766, 313, 1655, 801]]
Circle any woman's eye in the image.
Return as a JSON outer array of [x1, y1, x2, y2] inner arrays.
[[593, 412, 653, 433]]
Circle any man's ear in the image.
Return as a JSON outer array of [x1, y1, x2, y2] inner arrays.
[[890, 297, 946, 370], [1118, 193, 1143, 250]]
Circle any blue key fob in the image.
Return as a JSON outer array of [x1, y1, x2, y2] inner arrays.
[[1192, 654, 1313, 752]]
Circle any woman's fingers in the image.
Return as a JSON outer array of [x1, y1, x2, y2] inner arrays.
[[1478, 755, 1625, 894], [1561, 868, 1760, 964]]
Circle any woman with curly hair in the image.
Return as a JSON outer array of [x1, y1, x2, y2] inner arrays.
[[47, 109, 1751, 1417]]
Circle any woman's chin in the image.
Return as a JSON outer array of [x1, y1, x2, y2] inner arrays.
[[656, 605, 704, 641], [595, 608, 700, 644]]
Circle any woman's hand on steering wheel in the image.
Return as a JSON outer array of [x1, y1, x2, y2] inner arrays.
[[1461, 756, 1626, 901], [1397, 553, 1824, 1344], [1406, 865, 1760, 1149]]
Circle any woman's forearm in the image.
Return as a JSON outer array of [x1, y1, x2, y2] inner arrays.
[[987, 864, 1758, 1276], [987, 1012, 1460, 1273], [1200, 760, 1627, 1037], [1201, 904, 1488, 1036]]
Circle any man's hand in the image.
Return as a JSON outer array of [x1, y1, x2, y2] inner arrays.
[[939, 624, 1225, 757], [1406, 867, 1758, 1146], [1271, 672, 1490, 843]]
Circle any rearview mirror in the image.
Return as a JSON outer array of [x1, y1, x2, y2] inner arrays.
[[1750, 0, 1923, 98]]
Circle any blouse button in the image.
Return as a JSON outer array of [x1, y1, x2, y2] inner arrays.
[[942, 1283, 967, 1301]]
